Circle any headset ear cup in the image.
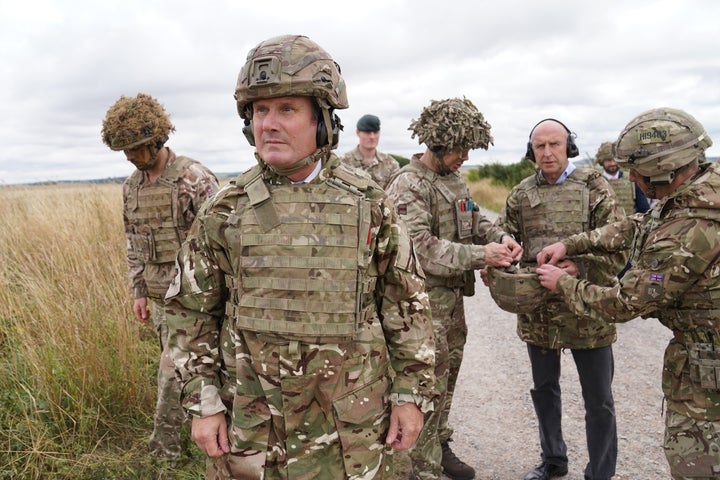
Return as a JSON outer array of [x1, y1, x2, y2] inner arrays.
[[242, 119, 255, 146], [567, 133, 579, 158], [316, 119, 328, 148], [316, 113, 341, 149], [525, 141, 535, 162]]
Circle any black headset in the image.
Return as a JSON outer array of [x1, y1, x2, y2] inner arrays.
[[525, 118, 579, 162], [242, 106, 341, 149]]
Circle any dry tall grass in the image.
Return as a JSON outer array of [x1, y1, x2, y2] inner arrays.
[[0, 184, 201, 479], [0, 179, 508, 479]]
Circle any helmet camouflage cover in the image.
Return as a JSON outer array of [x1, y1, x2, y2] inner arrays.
[[101, 93, 175, 151], [614, 107, 712, 181], [595, 141, 614, 165], [408, 97, 493, 152], [486, 266, 552, 314], [234, 34, 348, 119]]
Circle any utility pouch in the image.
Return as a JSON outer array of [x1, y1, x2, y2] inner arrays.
[[687, 342, 720, 391]]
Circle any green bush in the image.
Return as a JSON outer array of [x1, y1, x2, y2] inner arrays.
[[475, 157, 536, 188]]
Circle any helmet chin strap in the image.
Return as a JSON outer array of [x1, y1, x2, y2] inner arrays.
[[256, 145, 332, 178], [431, 150, 453, 176]]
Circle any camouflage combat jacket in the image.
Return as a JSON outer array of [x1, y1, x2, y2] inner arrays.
[[123, 148, 218, 299], [340, 146, 400, 189], [385, 154, 508, 294], [556, 162, 720, 420], [498, 166, 626, 349], [165, 154, 436, 478]]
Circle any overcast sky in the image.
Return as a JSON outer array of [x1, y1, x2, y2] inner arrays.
[[1, 0, 718, 185]]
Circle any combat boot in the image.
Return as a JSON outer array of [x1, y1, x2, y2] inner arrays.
[[440, 440, 475, 480]]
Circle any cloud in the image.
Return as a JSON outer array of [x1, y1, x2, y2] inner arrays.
[[1, 0, 718, 184]]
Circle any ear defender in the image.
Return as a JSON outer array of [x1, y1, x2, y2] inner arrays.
[[525, 118, 579, 162]]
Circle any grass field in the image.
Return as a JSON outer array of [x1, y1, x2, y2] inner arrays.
[[0, 177, 508, 479]]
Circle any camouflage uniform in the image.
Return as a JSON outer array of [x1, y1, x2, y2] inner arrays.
[[547, 108, 719, 478], [497, 164, 626, 479], [387, 154, 508, 479], [165, 154, 436, 480], [102, 92, 219, 463], [123, 148, 218, 461], [340, 147, 400, 189]]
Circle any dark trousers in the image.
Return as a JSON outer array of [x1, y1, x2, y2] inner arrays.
[[527, 344, 617, 480]]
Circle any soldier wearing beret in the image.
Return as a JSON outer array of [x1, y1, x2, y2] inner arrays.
[[341, 113, 400, 188]]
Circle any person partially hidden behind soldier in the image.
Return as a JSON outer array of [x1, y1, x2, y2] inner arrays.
[[596, 140, 650, 216], [164, 34, 437, 480], [537, 107, 719, 480], [491, 118, 626, 480], [101, 92, 219, 465], [340, 113, 400, 188], [386, 97, 522, 480]]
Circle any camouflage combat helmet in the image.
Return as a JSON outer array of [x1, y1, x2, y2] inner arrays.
[[101, 93, 175, 151], [486, 266, 551, 314], [234, 34, 348, 119], [595, 141, 614, 165], [615, 107, 712, 184], [409, 97, 493, 153]]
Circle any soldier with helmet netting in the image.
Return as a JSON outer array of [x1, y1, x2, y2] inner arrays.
[[492, 118, 626, 480], [164, 34, 436, 480], [536, 107, 720, 479], [101, 93, 219, 465], [385, 97, 522, 480]]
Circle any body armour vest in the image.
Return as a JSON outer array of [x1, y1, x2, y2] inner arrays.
[[125, 155, 196, 296], [516, 170, 590, 264], [225, 163, 378, 343], [396, 162, 474, 290], [607, 176, 636, 216], [515, 168, 616, 349]]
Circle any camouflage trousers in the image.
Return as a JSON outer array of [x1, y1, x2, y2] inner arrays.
[[665, 410, 720, 479], [411, 287, 467, 479], [148, 300, 187, 462]]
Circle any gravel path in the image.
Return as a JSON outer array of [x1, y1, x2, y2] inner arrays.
[[445, 209, 672, 479]]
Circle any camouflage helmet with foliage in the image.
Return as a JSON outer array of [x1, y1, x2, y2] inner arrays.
[[409, 97, 493, 153], [486, 266, 552, 314], [595, 141, 614, 165], [234, 34, 348, 119], [614, 107, 712, 183], [101, 93, 175, 151]]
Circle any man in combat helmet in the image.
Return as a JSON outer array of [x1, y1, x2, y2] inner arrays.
[[101, 92, 219, 465], [385, 97, 522, 480], [164, 35, 436, 479], [595, 140, 650, 216], [537, 107, 719, 479], [491, 118, 626, 480]]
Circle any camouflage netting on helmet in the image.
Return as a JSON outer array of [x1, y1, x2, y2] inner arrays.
[[234, 34, 348, 119], [595, 141, 614, 164], [486, 266, 552, 314], [408, 97, 493, 152], [102, 93, 175, 151], [614, 107, 713, 179]]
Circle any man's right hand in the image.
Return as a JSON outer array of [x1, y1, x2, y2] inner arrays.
[[133, 297, 150, 323], [192, 412, 230, 457], [483, 242, 514, 268], [537, 242, 568, 266]]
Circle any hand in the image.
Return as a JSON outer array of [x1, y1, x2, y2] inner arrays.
[[536, 242, 567, 266], [557, 259, 579, 278], [385, 403, 423, 451], [501, 235, 523, 263], [483, 242, 514, 268], [191, 412, 230, 457], [479, 267, 489, 286], [133, 297, 150, 323], [536, 264, 567, 292]]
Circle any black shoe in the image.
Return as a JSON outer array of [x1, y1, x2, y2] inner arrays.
[[440, 440, 475, 480], [524, 462, 569, 480]]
